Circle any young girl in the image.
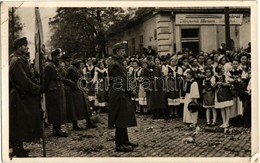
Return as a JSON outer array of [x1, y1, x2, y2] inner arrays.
[[227, 59, 244, 125], [164, 56, 183, 118], [214, 64, 233, 128], [183, 70, 200, 127], [203, 67, 217, 126], [138, 59, 148, 114], [93, 61, 109, 112], [129, 59, 141, 113]]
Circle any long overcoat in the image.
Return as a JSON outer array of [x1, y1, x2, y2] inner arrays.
[[108, 55, 137, 128], [143, 65, 166, 110], [42, 62, 67, 124], [65, 65, 88, 121], [9, 52, 42, 142]]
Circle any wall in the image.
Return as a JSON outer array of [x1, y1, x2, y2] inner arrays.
[[200, 26, 218, 52], [217, 25, 240, 50], [239, 16, 251, 49]]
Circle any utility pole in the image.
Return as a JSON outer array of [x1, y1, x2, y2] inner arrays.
[[224, 7, 231, 50]]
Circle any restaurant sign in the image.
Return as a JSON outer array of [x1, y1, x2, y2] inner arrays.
[[176, 14, 243, 25]]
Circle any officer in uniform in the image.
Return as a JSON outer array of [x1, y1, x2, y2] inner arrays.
[[108, 41, 138, 152], [9, 37, 42, 157], [42, 48, 68, 137]]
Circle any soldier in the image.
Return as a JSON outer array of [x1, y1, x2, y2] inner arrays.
[[108, 41, 138, 152], [41, 48, 68, 137], [9, 37, 42, 157]]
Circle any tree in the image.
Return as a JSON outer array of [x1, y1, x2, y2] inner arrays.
[[9, 7, 23, 54], [49, 7, 132, 59]]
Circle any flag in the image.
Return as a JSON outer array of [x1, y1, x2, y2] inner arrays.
[[34, 7, 44, 74], [35, 7, 47, 157]]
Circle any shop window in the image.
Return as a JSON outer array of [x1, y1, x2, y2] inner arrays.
[[181, 28, 200, 54]]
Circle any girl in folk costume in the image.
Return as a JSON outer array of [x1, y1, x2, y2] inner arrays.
[[138, 59, 148, 114], [214, 64, 233, 129], [143, 57, 167, 119], [218, 55, 232, 75], [186, 57, 204, 117], [154, 56, 162, 68], [197, 54, 205, 73], [226, 59, 244, 125], [164, 56, 183, 118], [179, 56, 189, 104], [83, 58, 96, 110], [239, 53, 251, 127], [212, 53, 220, 75], [93, 60, 109, 111], [203, 67, 217, 126], [183, 70, 200, 127], [128, 59, 142, 113]]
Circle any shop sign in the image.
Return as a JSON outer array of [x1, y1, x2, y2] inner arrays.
[[176, 14, 243, 25]]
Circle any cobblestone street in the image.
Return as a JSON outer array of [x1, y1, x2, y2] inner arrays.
[[19, 113, 251, 158]]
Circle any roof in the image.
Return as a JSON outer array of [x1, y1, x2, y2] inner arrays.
[[105, 7, 250, 37]]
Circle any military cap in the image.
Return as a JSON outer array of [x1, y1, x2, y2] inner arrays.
[[51, 48, 62, 57], [113, 41, 127, 50], [14, 37, 28, 49]]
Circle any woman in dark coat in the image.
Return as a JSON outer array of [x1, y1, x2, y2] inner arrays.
[[9, 37, 42, 157], [65, 59, 97, 130], [108, 42, 138, 152], [143, 57, 167, 119], [42, 49, 68, 137]]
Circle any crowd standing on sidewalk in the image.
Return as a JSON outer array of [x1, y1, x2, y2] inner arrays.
[[9, 37, 251, 157]]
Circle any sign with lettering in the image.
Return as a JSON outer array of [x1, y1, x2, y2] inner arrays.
[[175, 14, 243, 25]]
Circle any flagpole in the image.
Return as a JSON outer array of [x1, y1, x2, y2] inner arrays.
[[35, 7, 47, 157]]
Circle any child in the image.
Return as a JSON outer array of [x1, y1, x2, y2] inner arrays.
[[93, 61, 109, 112], [164, 56, 183, 118], [203, 67, 217, 126], [227, 59, 244, 125], [214, 64, 233, 128], [183, 70, 200, 127], [129, 59, 141, 113], [138, 59, 148, 114]]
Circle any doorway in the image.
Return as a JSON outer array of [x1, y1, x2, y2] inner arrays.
[[181, 28, 200, 54]]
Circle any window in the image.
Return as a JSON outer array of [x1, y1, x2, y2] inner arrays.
[[181, 28, 200, 54], [154, 29, 157, 40], [139, 35, 143, 53], [132, 38, 135, 55]]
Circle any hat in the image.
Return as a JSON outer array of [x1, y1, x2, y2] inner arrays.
[[129, 57, 139, 64], [189, 57, 196, 64], [51, 48, 62, 57], [113, 41, 127, 50], [188, 101, 199, 113], [217, 55, 225, 63], [14, 37, 28, 49]]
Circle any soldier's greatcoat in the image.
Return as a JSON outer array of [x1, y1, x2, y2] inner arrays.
[[9, 52, 42, 142], [42, 62, 67, 124], [108, 55, 137, 128], [65, 65, 88, 121]]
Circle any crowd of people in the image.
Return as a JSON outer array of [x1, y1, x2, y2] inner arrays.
[[9, 36, 252, 156]]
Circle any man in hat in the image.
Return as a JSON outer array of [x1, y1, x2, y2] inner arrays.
[[41, 48, 68, 137], [108, 42, 138, 152], [9, 37, 42, 157]]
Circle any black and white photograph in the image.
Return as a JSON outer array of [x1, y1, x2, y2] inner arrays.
[[0, 1, 258, 163]]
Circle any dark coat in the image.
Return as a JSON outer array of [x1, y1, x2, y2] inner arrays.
[[42, 62, 67, 124], [9, 52, 42, 142], [143, 65, 166, 110], [108, 55, 137, 128], [65, 65, 88, 121]]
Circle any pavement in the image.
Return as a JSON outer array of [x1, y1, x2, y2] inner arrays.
[[19, 112, 251, 158]]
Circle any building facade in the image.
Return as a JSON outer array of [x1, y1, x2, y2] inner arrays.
[[106, 7, 250, 56]]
